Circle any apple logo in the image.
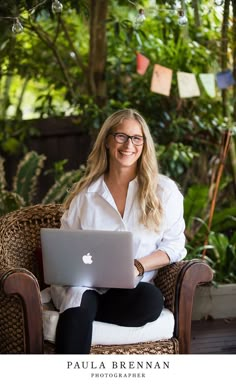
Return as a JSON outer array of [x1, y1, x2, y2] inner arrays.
[[82, 253, 93, 264]]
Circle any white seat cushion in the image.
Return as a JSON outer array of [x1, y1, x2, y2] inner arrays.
[[42, 307, 174, 345]]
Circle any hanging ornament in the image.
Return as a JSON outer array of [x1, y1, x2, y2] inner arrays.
[[69, 51, 76, 59], [175, 1, 182, 9], [135, 8, 146, 27], [214, 0, 224, 6], [178, 9, 188, 25], [12, 18, 24, 34], [52, 0, 63, 14]]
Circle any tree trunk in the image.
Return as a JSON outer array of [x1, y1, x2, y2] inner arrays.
[[230, 0, 236, 191], [88, 0, 108, 107], [220, 0, 236, 191], [232, 0, 236, 122], [221, 0, 230, 116], [191, 0, 201, 28]]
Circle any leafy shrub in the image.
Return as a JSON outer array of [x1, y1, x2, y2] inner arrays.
[[184, 184, 236, 283], [0, 151, 84, 215]]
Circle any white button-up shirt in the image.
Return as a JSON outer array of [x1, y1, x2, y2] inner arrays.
[[49, 174, 186, 312], [61, 174, 187, 284]]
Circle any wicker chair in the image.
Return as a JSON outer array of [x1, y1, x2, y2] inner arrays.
[[0, 204, 213, 354]]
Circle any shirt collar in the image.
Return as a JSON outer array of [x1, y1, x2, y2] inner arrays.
[[87, 174, 138, 193], [87, 175, 106, 194]]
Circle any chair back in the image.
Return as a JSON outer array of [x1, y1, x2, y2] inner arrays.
[[0, 204, 64, 289]]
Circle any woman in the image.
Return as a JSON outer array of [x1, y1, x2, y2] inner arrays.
[[52, 108, 187, 354]]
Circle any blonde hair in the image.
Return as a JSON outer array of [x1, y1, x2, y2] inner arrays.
[[64, 109, 163, 231]]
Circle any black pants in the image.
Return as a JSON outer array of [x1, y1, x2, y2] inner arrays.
[[55, 282, 164, 354]]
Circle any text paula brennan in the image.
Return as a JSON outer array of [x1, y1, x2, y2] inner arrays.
[[67, 360, 170, 370]]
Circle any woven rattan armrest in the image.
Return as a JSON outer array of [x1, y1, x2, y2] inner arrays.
[[0, 267, 43, 354], [155, 259, 213, 353]]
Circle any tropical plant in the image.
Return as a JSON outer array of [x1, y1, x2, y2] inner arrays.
[[157, 143, 199, 185], [42, 163, 85, 204], [0, 151, 84, 215], [207, 231, 236, 284], [184, 184, 236, 283], [0, 151, 46, 215]]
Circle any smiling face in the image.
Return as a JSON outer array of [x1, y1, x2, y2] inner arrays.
[[106, 118, 144, 173]]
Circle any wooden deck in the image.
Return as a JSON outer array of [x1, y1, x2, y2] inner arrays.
[[191, 317, 236, 354]]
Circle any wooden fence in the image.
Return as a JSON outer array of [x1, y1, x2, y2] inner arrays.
[[1, 117, 92, 202]]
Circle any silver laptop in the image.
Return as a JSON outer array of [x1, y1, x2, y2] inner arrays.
[[40, 228, 141, 289]]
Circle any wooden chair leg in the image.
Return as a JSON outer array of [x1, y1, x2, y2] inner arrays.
[[2, 268, 44, 354]]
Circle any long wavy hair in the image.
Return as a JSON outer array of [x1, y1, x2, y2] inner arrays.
[[64, 109, 163, 231]]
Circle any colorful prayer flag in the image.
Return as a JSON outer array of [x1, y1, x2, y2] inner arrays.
[[177, 71, 200, 98], [150, 64, 173, 96], [199, 73, 216, 98], [216, 69, 235, 89], [136, 52, 150, 75]]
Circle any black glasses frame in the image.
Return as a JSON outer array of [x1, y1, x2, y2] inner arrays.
[[109, 132, 145, 146]]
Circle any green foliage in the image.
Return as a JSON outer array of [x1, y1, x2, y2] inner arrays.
[[184, 183, 236, 283], [207, 232, 236, 284], [43, 159, 69, 181], [0, 157, 6, 190], [157, 143, 199, 181], [211, 206, 236, 235], [42, 165, 85, 204], [0, 151, 46, 214], [0, 155, 25, 215], [0, 191, 25, 216], [184, 184, 209, 233], [13, 151, 46, 205], [0, 1, 235, 283], [0, 151, 84, 215], [0, 119, 40, 155]]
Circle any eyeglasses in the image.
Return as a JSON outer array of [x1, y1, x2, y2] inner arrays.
[[109, 132, 145, 146]]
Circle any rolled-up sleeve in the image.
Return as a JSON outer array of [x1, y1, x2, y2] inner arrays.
[[157, 181, 187, 263]]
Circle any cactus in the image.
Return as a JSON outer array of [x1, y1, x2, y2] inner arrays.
[[0, 157, 6, 192], [0, 156, 24, 215], [42, 166, 85, 204], [0, 190, 25, 216], [13, 151, 46, 205], [0, 151, 84, 215], [0, 151, 46, 215]]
